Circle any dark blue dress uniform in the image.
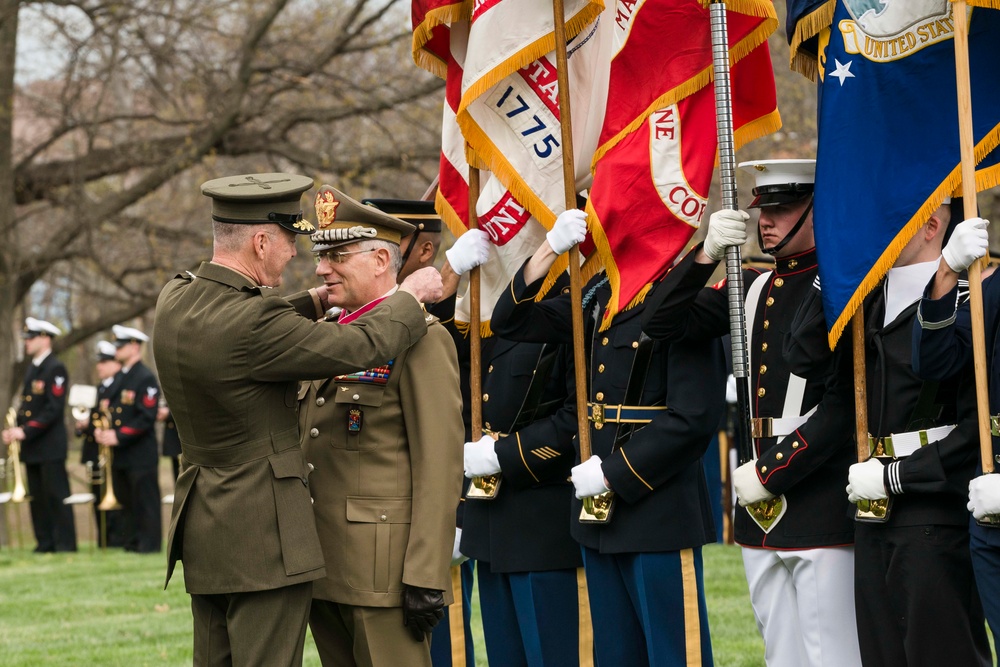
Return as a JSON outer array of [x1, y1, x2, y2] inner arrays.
[[643, 247, 855, 548], [914, 271, 1000, 640], [104, 361, 162, 553], [787, 276, 990, 667], [17, 353, 76, 552], [460, 302, 585, 667], [492, 265, 723, 667], [642, 245, 860, 666]]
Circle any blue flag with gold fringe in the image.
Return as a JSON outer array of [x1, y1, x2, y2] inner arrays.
[[796, 0, 1000, 347]]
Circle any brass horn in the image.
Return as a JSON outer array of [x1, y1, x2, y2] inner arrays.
[[5, 408, 27, 503], [95, 408, 121, 511], [68, 384, 97, 422]]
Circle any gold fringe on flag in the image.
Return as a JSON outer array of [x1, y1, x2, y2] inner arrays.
[[826, 122, 1000, 349], [788, 0, 836, 81]]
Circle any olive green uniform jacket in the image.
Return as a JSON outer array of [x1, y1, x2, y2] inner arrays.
[[299, 316, 463, 607], [152, 262, 428, 594]]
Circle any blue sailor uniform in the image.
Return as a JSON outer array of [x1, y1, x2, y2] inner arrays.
[[788, 275, 990, 667], [491, 265, 723, 667], [104, 361, 162, 553], [16, 353, 76, 552], [913, 271, 1000, 639]]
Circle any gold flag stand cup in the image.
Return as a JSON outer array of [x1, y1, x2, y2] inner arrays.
[[579, 491, 614, 524], [466, 473, 501, 500]]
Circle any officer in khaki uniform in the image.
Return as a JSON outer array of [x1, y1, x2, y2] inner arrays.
[[152, 173, 442, 667], [299, 186, 464, 667]]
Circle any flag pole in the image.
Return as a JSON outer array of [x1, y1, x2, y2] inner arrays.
[[552, 0, 591, 465], [952, 0, 994, 477], [468, 163, 483, 438], [851, 309, 889, 520], [709, 1, 753, 466], [553, 0, 611, 525]]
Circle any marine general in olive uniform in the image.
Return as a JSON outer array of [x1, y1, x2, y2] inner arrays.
[[152, 173, 443, 667], [298, 186, 464, 667]]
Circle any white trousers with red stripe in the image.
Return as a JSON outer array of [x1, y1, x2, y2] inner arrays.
[[742, 546, 861, 667]]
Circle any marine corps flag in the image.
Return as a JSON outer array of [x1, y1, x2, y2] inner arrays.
[[587, 0, 780, 327], [798, 0, 1000, 348]]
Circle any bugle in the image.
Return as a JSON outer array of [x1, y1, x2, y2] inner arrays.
[[5, 408, 27, 503], [95, 408, 121, 511]]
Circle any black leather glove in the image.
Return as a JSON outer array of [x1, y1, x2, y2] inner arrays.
[[402, 585, 446, 642]]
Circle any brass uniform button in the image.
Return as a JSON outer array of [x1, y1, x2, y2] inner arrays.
[[763, 320, 769, 330], [115, 420, 121, 426], [759, 365, 767, 375], [774, 278, 784, 287], [316, 397, 325, 406], [761, 466, 768, 473], [788, 259, 798, 268], [766, 297, 774, 306], [596, 392, 604, 401], [352, 394, 360, 401], [116, 407, 122, 414], [761, 342, 768, 352], [488, 365, 494, 373], [309, 428, 319, 438], [483, 394, 490, 402], [307, 463, 315, 471], [598, 364, 605, 373], [380, 514, 387, 522], [631, 341, 639, 349], [24, 410, 31, 417], [757, 387, 766, 397], [602, 337, 609, 346], [792, 441, 800, 449], [775, 452, 783, 460], [24, 396, 31, 402]]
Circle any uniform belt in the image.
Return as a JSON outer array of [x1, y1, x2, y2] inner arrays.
[[869, 424, 956, 458], [751, 416, 810, 439], [181, 427, 301, 467], [586, 403, 667, 427]]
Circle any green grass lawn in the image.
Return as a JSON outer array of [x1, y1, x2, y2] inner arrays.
[[0, 538, 764, 666]]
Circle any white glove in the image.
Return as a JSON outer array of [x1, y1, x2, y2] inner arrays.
[[846, 459, 887, 503], [451, 527, 469, 566], [571, 455, 610, 499], [546, 208, 588, 255], [445, 229, 491, 275], [942, 216, 989, 272], [733, 461, 773, 506], [968, 474, 1000, 520], [725, 374, 737, 405], [703, 209, 750, 261], [463, 435, 501, 478]]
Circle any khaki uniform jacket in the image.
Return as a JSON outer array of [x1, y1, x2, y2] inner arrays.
[[152, 262, 428, 594], [299, 317, 463, 607]]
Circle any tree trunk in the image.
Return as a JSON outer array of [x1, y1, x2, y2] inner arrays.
[[0, 0, 18, 546]]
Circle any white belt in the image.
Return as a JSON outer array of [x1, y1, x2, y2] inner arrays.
[[870, 424, 956, 458], [751, 416, 810, 439]]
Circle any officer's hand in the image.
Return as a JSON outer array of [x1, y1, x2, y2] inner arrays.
[[464, 435, 501, 478], [399, 266, 444, 304], [451, 527, 469, 567], [942, 216, 990, 272], [968, 474, 1000, 520], [846, 458, 887, 503], [546, 209, 588, 255], [571, 455, 610, 499], [2, 428, 23, 444], [703, 209, 750, 261], [402, 585, 446, 642], [733, 461, 773, 506], [445, 229, 491, 275], [94, 428, 120, 447]]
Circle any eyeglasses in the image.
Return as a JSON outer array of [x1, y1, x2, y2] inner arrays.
[[314, 248, 376, 265]]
